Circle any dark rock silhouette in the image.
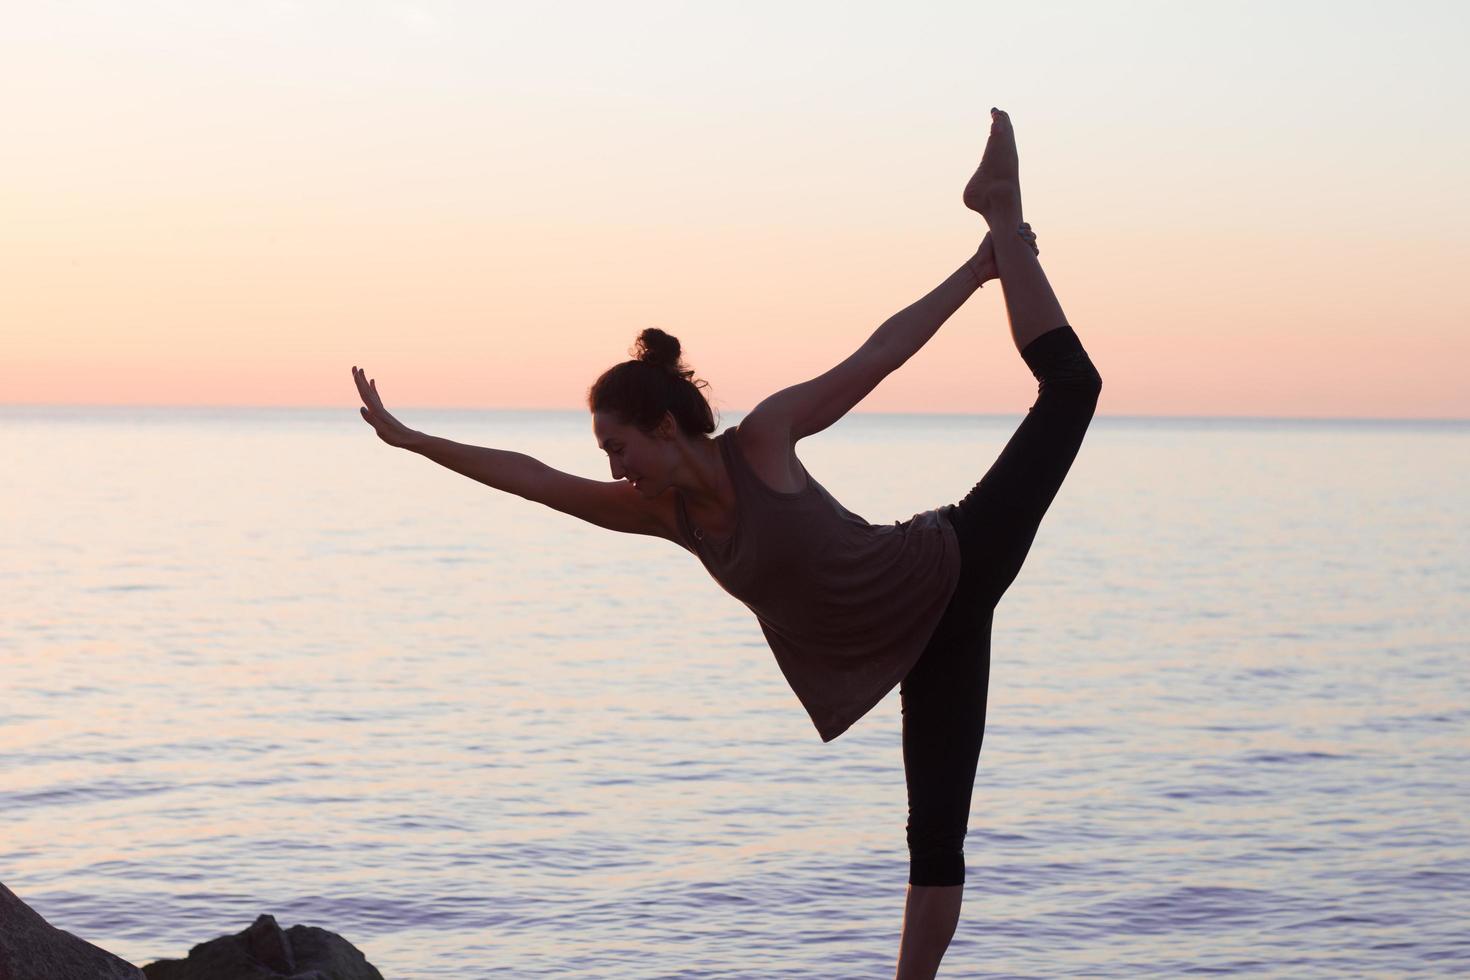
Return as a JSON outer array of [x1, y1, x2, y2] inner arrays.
[[0, 881, 382, 980], [141, 913, 384, 980], [0, 880, 146, 979]]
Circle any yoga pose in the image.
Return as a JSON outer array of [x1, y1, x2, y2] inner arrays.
[[353, 109, 1101, 979]]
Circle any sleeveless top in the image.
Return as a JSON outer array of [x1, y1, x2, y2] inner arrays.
[[673, 425, 963, 743]]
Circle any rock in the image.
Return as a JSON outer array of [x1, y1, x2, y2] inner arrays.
[[0, 879, 147, 979], [244, 915, 296, 974], [140, 913, 383, 980], [0, 881, 380, 980]]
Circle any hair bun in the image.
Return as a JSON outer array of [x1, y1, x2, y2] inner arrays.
[[632, 327, 686, 377], [589, 326, 717, 437]]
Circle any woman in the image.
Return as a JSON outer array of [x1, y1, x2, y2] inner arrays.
[[353, 109, 1101, 980]]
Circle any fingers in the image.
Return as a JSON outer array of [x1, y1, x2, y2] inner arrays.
[[1018, 221, 1039, 255], [352, 368, 382, 432], [352, 366, 408, 444], [352, 366, 369, 403], [351, 366, 387, 413]]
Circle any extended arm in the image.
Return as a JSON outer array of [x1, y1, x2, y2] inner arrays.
[[741, 226, 1034, 444], [866, 249, 989, 374], [869, 224, 1033, 369], [409, 435, 665, 536], [351, 366, 664, 537], [405, 432, 542, 497], [742, 255, 978, 444]]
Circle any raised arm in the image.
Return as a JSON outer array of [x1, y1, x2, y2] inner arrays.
[[742, 227, 1036, 445], [352, 367, 664, 537]]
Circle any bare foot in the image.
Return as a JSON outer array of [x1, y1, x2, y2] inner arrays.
[[963, 108, 1022, 223]]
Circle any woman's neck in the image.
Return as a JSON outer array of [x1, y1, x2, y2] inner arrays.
[[673, 432, 731, 511]]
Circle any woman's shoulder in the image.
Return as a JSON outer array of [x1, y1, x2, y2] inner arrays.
[[731, 421, 807, 496]]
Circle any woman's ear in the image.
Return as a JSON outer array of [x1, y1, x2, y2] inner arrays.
[[655, 410, 678, 441]]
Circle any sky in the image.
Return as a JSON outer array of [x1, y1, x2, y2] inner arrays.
[[3, 0, 1467, 418]]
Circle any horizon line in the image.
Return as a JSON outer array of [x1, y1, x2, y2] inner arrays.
[[2, 403, 1467, 425]]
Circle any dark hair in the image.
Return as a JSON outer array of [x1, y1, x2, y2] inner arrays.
[[587, 328, 717, 437]]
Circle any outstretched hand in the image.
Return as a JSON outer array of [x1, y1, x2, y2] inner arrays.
[[352, 366, 421, 449]]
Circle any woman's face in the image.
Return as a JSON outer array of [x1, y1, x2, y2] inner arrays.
[[592, 411, 670, 496]]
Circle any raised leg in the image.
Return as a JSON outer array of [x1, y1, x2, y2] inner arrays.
[[965, 108, 1069, 353], [955, 109, 1103, 605]]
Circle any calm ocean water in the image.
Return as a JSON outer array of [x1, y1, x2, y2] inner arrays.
[[2, 407, 1467, 977]]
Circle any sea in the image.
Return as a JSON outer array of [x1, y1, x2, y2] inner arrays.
[[2, 406, 1466, 978]]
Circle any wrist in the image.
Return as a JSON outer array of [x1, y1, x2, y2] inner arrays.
[[967, 250, 993, 288], [965, 252, 983, 287]]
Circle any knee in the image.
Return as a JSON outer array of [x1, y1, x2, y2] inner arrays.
[[1073, 369, 1102, 410], [1039, 351, 1102, 398], [1081, 365, 1103, 396], [909, 849, 965, 887], [908, 824, 967, 887], [1022, 326, 1100, 389]]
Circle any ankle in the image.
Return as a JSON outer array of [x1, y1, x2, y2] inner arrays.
[[982, 207, 1023, 232]]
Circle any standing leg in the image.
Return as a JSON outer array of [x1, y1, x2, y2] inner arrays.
[[892, 110, 1104, 979], [894, 590, 993, 979], [895, 883, 963, 979]]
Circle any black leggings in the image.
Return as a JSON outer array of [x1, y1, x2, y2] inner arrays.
[[900, 323, 1102, 887]]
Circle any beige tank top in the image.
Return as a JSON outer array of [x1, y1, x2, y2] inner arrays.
[[674, 425, 962, 742]]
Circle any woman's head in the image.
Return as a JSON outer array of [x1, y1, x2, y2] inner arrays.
[[588, 328, 718, 493]]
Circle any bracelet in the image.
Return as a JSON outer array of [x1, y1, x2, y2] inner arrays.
[[967, 254, 987, 288]]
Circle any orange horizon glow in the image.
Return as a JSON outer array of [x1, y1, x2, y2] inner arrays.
[[4, 3, 1468, 420]]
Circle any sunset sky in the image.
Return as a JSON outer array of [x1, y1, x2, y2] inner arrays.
[[4, 1, 1467, 418]]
